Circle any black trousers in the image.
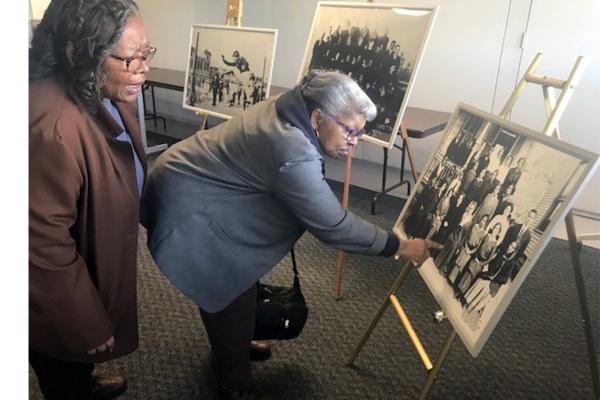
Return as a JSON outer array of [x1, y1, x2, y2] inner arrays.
[[199, 283, 257, 392], [29, 349, 94, 400]]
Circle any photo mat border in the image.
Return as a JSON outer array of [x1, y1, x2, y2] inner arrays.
[[182, 23, 278, 120], [297, 1, 438, 148], [393, 102, 600, 357]]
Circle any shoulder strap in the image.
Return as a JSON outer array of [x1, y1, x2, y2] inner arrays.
[[290, 246, 299, 277], [290, 246, 303, 293]]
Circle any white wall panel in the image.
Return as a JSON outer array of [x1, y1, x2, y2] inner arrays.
[[508, 0, 600, 214]]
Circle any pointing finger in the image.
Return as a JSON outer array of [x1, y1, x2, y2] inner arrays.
[[426, 240, 443, 250]]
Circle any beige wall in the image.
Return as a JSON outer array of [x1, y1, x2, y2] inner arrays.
[[29, 0, 50, 20]]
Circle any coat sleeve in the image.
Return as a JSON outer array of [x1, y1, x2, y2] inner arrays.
[[29, 127, 113, 355], [272, 153, 388, 255]]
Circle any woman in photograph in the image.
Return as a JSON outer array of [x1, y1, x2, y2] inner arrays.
[[475, 145, 492, 176], [486, 203, 513, 245], [459, 160, 479, 194], [461, 240, 520, 329], [472, 169, 498, 206], [501, 156, 526, 193], [426, 187, 453, 240], [487, 144, 505, 173], [433, 190, 467, 245], [459, 135, 476, 166], [446, 132, 463, 164], [435, 199, 477, 276], [475, 184, 501, 225], [455, 222, 502, 303], [488, 240, 521, 296], [418, 180, 447, 238], [464, 240, 517, 306], [403, 177, 437, 238], [465, 168, 487, 206], [496, 189, 514, 212], [496, 182, 516, 215], [496, 153, 514, 184], [446, 208, 486, 284], [445, 169, 463, 197]]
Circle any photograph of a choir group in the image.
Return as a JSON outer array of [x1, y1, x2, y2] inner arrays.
[[183, 24, 277, 119], [298, 2, 436, 147], [394, 103, 599, 356]]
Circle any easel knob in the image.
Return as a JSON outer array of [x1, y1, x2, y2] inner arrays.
[[225, 0, 243, 27], [432, 310, 446, 323]]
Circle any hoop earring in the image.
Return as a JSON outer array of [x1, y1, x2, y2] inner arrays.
[[314, 129, 320, 138]]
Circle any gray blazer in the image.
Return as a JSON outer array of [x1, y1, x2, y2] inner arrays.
[[141, 93, 388, 312]]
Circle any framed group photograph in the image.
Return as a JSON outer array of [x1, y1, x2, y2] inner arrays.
[[183, 24, 278, 120], [394, 103, 599, 357], [298, 2, 437, 148]]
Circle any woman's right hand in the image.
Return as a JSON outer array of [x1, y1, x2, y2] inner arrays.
[[87, 336, 115, 355], [396, 238, 443, 265]]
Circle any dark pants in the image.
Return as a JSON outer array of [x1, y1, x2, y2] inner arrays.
[[29, 349, 94, 400], [199, 283, 257, 392]]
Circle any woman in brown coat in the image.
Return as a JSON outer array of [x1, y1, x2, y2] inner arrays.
[[29, 0, 151, 398]]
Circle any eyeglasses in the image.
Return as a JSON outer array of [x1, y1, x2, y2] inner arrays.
[[109, 46, 157, 72], [324, 113, 364, 140]]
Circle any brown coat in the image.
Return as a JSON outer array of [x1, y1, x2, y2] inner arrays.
[[29, 77, 146, 363]]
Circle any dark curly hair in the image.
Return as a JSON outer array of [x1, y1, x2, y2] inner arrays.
[[29, 0, 139, 113]]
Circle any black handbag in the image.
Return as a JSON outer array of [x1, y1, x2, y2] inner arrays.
[[253, 248, 308, 340]]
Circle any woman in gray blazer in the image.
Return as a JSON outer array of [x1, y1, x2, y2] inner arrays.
[[141, 71, 439, 400]]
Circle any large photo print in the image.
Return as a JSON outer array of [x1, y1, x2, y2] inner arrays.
[[298, 2, 437, 148], [394, 103, 599, 357], [183, 24, 278, 119]]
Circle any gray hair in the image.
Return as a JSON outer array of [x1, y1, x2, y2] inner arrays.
[[301, 70, 377, 121]]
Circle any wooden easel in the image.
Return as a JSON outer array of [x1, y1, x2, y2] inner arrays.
[[335, 124, 419, 299], [346, 53, 599, 400], [371, 123, 421, 214], [334, 0, 420, 300]]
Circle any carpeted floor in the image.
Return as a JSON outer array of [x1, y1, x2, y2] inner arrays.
[[29, 181, 599, 399]]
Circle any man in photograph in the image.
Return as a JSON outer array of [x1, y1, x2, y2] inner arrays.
[[502, 156, 526, 193], [222, 50, 252, 108], [497, 208, 537, 274], [210, 73, 222, 106]]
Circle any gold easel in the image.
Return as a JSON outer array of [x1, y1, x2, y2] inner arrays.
[[578, 232, 600, 242], [347, 52, 599, 400], [335, 0, 420, 300], [225, 0, 243, 27]]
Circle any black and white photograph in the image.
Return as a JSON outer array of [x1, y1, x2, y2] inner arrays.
[[183, 24, 278, 119], [394, 103, 599, 357], [298, 2, 437, 148]]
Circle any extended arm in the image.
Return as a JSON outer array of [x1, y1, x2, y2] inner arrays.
[[221, 54, 236, 67]]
